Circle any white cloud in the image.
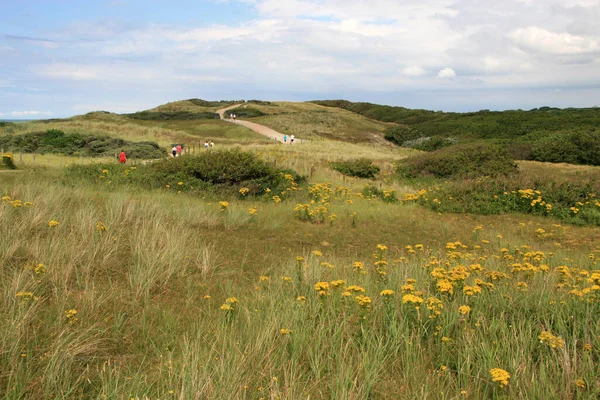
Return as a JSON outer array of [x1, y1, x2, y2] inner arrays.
[[509, 26, 600, 55], [437, 67, 456, 79], [11, 111, 52, 117], [0, 112, 4, 117], [402, 66, 427, 77]]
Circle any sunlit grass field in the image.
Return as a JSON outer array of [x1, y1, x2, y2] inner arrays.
[[2, 149, 600, 399]]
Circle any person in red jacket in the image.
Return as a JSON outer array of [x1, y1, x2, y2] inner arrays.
[[119, 150, 127, 164]]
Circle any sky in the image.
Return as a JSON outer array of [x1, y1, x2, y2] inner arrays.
[[1, 0, 600, 118]]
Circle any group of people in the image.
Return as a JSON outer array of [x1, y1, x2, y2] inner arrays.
[[171, 144, 184, 157], [229, 113, 237, 122], [283, 134, 295, 144]]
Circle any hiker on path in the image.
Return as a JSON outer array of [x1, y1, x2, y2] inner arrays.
[[233, 114, 237, 123], [290, 135, 295, 144], [176, 144, 183, 155], [283, 134, 287, 143], [171, 146, 177, 157], [210, 141, 214, 148], [204, 141, 210, 150], [119, 150, 127, 164]]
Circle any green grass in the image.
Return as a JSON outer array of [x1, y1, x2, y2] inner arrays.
[[2, 162, 600, 398]]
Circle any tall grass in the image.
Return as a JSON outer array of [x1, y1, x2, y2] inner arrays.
[[1, 170, 599, 398]]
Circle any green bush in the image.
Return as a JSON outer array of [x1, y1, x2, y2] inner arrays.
[[412, 136, 456, 152], [529, 129, 600, 165], [398, 143, 518, 179], [125, 111, 219, 120], [0, 130, 165, 159], [330, 158, 380, 179], [225, 108, 266, 118], [64, 149, 306, 197], [1, 153, 16, 170], [383, 125, 423, 146]]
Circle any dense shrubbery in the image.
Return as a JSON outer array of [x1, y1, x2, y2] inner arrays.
[[383, 125, 423, 146], [246, 100, 273, 106], [126, 111, 219, 120], [330, 158, 380, 179], [528, 129, 600, 165], [0, 129, 165, 158], [187, 99, 245, 107], [398, 143, 518, 179], [64, 149, 306, 197], [225, 108, 266, 118], [316, 100, 600, 165], [409, 175, 600, 226]]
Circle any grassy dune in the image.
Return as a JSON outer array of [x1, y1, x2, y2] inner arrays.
[[235, 102, 395, 143]]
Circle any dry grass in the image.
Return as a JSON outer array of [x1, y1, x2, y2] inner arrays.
[[242, 102, 395, 143]]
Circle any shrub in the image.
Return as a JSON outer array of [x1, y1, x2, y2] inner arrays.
[[225, 108, 266, 118], [330, 158, 380, 179], [530, 129, 600, 165], [412, 136, 457, 152], [1, 153, 16, 169], [125, 111, 219, 120], [398, 143, 518, 179], [0, 130, 165, 159], [64, 149, 305, 197], [383, 125, 423, 146]]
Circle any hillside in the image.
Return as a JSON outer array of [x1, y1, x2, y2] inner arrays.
[[223, 101, 395, 143], [314, 100, 600, 165]]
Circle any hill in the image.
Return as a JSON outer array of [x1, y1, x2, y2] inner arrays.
[[314, 100, 600, 165]]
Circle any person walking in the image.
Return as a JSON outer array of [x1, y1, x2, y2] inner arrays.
[[233, 114, 237, 123], [176, 144, 183, 155], [210, 141, 214, 148], [290, 135, 295, 144], [283, 134, 287, 143], [204, 141, 210, 150], [171, 146, 177, 157], [119, 150, 127, 164]]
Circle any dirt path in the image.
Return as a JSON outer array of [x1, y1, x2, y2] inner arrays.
[[216, 104, 300, 144]]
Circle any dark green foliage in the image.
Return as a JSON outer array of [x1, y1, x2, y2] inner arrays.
[[225, 108, 266, 118], [383, 125, 423, 146], [528, 129, 600, 165], [125, 111, 219, 120], [412, 137, 456, 152], [0, 129, 165, 159], [313, 100, 437, 124], [398, 143, 518, 179], [64, 149, 306, 197], [152, 149, 275, 184], [246, 100, 273, 106], [330, 158, 380, 179], [314, 100, 600, 165], [186, 99, 244, 107]]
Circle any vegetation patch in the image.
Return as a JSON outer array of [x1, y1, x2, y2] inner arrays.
[[1, 153, 16, 169], [330, 158, 380, 179], [225, 108, 266, 118], [125, 111, 220, 120], [65, 148, 306, 197], [397, 143, 518, 179], [0, 129, 165, 159]]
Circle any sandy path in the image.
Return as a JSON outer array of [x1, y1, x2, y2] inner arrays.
[[216, 104, 300, 144]]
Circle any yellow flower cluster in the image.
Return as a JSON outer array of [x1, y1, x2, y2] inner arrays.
[[538, 331, 564, 349], [489, 368, 510, 387]]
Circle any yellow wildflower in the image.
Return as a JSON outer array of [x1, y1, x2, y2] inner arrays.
[[489, 368, 510, 387]]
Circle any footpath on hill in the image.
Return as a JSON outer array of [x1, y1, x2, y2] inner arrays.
[[216, 104, 301, 144]]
